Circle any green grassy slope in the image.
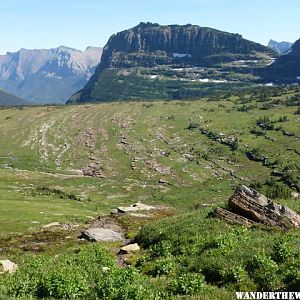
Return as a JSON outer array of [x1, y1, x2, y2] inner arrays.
[[0, 85, 300, 299], [0, 85, 299, 234]]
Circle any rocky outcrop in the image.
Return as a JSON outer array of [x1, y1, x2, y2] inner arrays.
[[213, 186, 300, 229], [98, 22, 273, 69], [212, 207, 258, 227]]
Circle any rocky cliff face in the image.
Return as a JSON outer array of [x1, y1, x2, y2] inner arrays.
[[267, 39, 293, 54], [264, 38, 300, 83], [71, 23, 276, 103], [0, 46, 102, 103]]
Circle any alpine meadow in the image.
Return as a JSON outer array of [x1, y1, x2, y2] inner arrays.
[[0, 2, 300, 299]]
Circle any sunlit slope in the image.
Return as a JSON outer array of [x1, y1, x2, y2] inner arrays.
[[0, 86, 299, 232]]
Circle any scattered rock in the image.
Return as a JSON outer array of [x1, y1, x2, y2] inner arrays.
[[62, 223, 79, 230], [120, 243, 140, 254], [129, 213, 151, 218], [116, 202, 156, 213], [194, 203, 215, 209], [102, 267, 110, 272], [159, 178, 168, 184], [81, 228, 124, 242], [0, 260, 18, 274], [43, 222, 60, 229]]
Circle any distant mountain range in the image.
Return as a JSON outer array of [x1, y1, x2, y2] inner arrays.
[[0, 89, 29, 106], [69, 22, 276, 103], [1, 24, 299, 105], [0, 46, 102, 104], [267, 39, 293, 54], [263, 38, 300, 83]]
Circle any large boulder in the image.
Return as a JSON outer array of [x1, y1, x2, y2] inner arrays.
[[213, 186, 300, 229], [81, 228, 124, 242], [228, 186, 300, 228]]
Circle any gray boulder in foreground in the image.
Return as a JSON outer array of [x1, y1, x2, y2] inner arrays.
[[81, 228, 124, 242], [213, 185, 300, 229]]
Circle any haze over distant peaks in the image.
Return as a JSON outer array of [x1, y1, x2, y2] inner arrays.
[[0, 46, 102, 104], [0, 89, 29, 106], [267, 39, 294, 54]]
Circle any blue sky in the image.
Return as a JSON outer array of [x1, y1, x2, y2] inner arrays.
[[0, 0, 299, 54]]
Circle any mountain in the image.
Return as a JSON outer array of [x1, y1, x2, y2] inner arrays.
[[0, 46, 102, 104], [263, 38, 300, 83], [0, 88, 29, 106], [267, 39, 293, 54], [69, 22, 276, 104]]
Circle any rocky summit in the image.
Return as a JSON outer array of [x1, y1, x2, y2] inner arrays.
[[69, 22, 276, 103], [267, 39, 293, 54], [0, 46, 102, 104]]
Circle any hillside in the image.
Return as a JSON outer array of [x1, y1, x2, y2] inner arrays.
[[263, 38, 300, 83], [70, 23, 276, 103], [0, 89, 29, 106], [0, 46, 102, 104], [0, 85, 300, 298]]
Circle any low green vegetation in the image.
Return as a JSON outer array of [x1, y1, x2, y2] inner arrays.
[[1, 209, 300, 299]]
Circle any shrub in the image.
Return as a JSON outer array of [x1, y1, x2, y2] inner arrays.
[[148, 255, 177, 276], [272, 238, 293, 263], [96, 268, 159, 300], [246, 254, 280, 290], [1, 245, 115, 299], [187, 121, 200, 130], [266, 184, 292, 199], [150, 241, 173, 258], [168, 273, 205, 295], [221, 266, 247, 284]]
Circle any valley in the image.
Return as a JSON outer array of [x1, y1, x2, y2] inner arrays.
[[0, 16, 300, 299]]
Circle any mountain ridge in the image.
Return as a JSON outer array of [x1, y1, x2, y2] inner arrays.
[[0, 46, 102, 104], [70, 22, 276, 103]]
